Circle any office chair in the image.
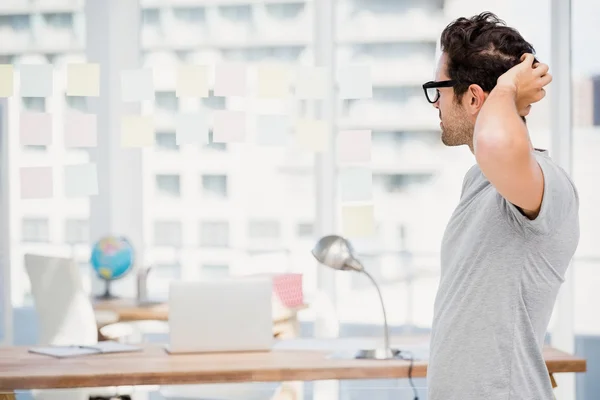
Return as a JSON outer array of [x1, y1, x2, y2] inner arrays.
[[24, 253, 136, 400]]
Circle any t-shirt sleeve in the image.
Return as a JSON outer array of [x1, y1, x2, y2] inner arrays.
[[501, 152, 579, 236]]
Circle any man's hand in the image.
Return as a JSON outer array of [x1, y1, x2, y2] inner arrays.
[[496, 53, 552, 116]]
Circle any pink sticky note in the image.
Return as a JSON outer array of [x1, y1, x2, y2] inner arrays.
[[20, 112, 52, 146], [338, 130, 371, 163], [20, 166, 53, 199], [213, 110, 246, 143], [214, 63, 247, 97], [64, 112, 97, 147]]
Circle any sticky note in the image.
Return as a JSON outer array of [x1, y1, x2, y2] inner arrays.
[[64, 164, 98, 197], [19, 64, 53, 97], [67, 63, 100, 97], [20, 167, 53, 199], [20, 112, 52, 146], [121, 115, 154, 147], [294, 118, 328, 152], [176, 112, 209, 144], [213, 110, 246, 143], [342, 204, 375, 237], [338, 65, 372, 99], [256, 114, 290, 146], [340, 167, 372, 202], [176, 65, 209, 98], [257, 64, 290, 98], [338, 130, 371, 163], [64, 112, 97, 147], [214, 63, 247, 97], [0, 65, 14, 97], [295, 66, 326, 99], [121, 68, 154, 102]]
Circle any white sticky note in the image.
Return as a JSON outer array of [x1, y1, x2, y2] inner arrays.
[[213, 110, 246, 143], [121, 115, 154, 147], [20, 112, 52, 146], [64, 112, 97, 147], [214, 63, 247, 97], [20, 167, 53, 199], [295, 66, 326, 99], [121, 68, 154, 102], [342, 204, 375, 237], [338, 130, 371, 163], [257, 64, 290, 98], [67, 63, 100, 97], [176, 65, 209, 98], [176, 113, 209, 145], [19, 64, 53, 97], [340, 167, 372, 202], [338, 65, 372, 99], [294, 118, 328, 152], [0, 64, 14, 97], [64, 164, 98, 197], [256, 114, 290, 146]]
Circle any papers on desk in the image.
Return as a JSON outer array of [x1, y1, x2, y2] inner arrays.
[[29, 341, 142, 358]]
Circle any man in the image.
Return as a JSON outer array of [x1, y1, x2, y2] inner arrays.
[[424, 12, 580, 400]]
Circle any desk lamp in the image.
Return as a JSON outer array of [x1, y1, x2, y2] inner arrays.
[[311, 234, 401, 360]]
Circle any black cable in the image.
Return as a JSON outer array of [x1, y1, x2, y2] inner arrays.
[[397, 350, 419, 400]]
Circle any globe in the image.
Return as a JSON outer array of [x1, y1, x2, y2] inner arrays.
[[90, 236, 134, 299]]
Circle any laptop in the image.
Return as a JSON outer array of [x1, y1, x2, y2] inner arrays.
[[166, 277, 274, 354]]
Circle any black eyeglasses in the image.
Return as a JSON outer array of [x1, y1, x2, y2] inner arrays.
[[422, 80, 457, 103]]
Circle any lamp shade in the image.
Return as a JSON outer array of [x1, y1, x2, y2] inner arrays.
[[311, 235, 364, 272]]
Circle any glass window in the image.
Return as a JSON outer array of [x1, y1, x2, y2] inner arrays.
[[65, 96, 87, 112], [199, 222, 229, 248], [296, 223, 314, 238], [65, 219, 89, 244], [22, 218, 50, 243], [201, 175, 227, 198], [153, 221, 182, 247], [248, 220, 281, 240], [155, 132, 179, 151], [203, 130, 227, 151], [22, 97, 45, 112], [155, 91, 178, 112], [201, 264, 230, 279], [156, 174, 181, 197]]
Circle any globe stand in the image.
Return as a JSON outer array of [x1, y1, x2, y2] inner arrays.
[[95, 279, 119, 300]]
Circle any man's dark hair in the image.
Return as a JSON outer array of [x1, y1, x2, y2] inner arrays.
[[440, 11, 536, 103]]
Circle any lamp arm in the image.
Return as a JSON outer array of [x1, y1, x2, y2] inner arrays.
[[360, 269, 390, 354]]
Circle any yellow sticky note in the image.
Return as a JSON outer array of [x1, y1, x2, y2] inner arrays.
[[294, 118, 328, 152], [67, 63, 100, 96], [121, 115, 154, 147], [257, 64, 290, 98], [176, 65, 209, 98], [0, 65, 14, 97], [342, 204, 375, 237]]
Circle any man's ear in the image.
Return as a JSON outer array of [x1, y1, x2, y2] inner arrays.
[[466, 84, 486, 114]]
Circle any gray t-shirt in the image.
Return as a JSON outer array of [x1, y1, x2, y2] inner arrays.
[[427, 149, 580, 400]]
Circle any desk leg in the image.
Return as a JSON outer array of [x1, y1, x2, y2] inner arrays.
[[0, 392, 15, 400], [550, 373, 558, 389]]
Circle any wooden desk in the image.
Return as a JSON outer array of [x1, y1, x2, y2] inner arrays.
[[0, 338, 586, 395], [93, 299, 308, 338]]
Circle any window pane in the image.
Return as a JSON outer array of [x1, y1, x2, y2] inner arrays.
[[199, 222, 229, 248], [21, 218, 50, 243], [153, 221, 182, 247], [65, 219, 89, 244], [155, 132, 179, 151], [200, 264, 230, 279], [201, 175, 227, 198], [156, 174, 181, 196], [248, 220, 281, 239]]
